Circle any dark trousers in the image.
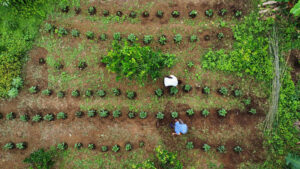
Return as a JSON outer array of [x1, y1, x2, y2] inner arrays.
[[170, 123, 175, 129]]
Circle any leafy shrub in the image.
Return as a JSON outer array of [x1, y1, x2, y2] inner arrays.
[[139, 141, 145, 147], [113, 32, 121, 41], [154, 145, 183, 169], [42, 89, 52, 96], [243, 98, 251, 105], [20, 114, 29, 122], [156, 112, 164, 120], [173, 34, 182, 44], [189, 10, 197, 18], [129, 11, 137, 18], [12, 77, 23, 88], [57, 91, 65, 98], [75, 111, 83, 118], [128, 111, 136, 119], [158, 35, 167, 45], [85, 90, 93, 97], [143, 35, 153, 44], [186, 142, 194, 149], [235, 10, 242, 18], [88, 109, 96, 117], [24, 148, 57, 169], [3, 142, 14, 150], [219, 87, 228, 95], [171, 10, 180, 17], [99, 33, 107, 41], [127, 91, 136, 99], [156, 10, 164, 18], [57, 112, 67, 119], [112, 88, 121, 96], [101, 146, 108, 152], [103, 10, 109, 16], [57, 142, 67, 150], [142, 11, 149, 17], [99, 109, 109, 118], [6, 112, 15, 120], [203, 86, 210, 94], [190, 35, 198, 42], [170, 87, 178, 95], [186, 109, 194, 116], [96, 90, 106, 97], [116, 11, 123, 17], [219, 9, 227, 16], [71, 90, 80, 97], [249, 108, 257, 115], [112, 110, 121, 118], [57, 27, 68, 37], [8, 88, 18, 98], [218, 109, 227, 117], [44, 23, 55, 32], [203, 144, 211, 152], [183, 84, 192, 92], [205, 9, 213, 17], [102, 40, 175, 84], [139, 111, 148, 119], [88, 144, 95, 150], [202, 109, 210, 117], [234, 146, 242, 153], [86, 31, 94, 39], [32, 114, 42, 122], [125, 143, 132, 151], [155, 88, 164, 97], [187, 61, 194, 68], [43, 114, 54, 121], [234, 89, 242, 97], [127, 33, 137, 43], [16, 142, 26, 150], [217, 145, 226, 153], [71, 29, 80, 37], [74, 143, 82, 149], [171, 112, 178, 118], [112, 145, 120, 152], [88, 6, 96, 15], [217, 33, 224, 40]]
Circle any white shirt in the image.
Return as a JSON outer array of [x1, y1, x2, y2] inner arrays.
[[164, 75, 178, 87]]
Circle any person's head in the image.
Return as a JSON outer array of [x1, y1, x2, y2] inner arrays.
[[175, 119, 179, 122], [178, 119, 184, 124]]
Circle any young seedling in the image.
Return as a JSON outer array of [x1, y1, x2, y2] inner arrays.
[[155, 88, 164, 97], [43, 114, 54, 121], [16, 142, 26, 150], [112, 88, 121, 96], [39, 58, 46, 64], [203, 144, 211, 152], [57, 142, 67, 150], [139, 141, 145, 147], [71, 29, 80, 37], [103, 10, 109, 16], [88, 143, 95, 150], [125, 143, 132, 151], [57, 112, 67, 120], [113, 110, 121, 118], [99, 33, 107, 41], [219, 9, 227, 16], [74, 143, 82, 149], [143, 35, 153, 44], [218, 109, 227, 117], [88, 6, 96, 15], [190, 35, 198, 42], [88, 109, 96, 117], [139, 111, 148, 119], [234, 10, 242, 18], [183, 84, 192, 92], [129, 11, 137, 18], [186, 142, 194, 149], [99, 109, 109, 118], [101, 146, 108, 152], [173, 34, 182, 44], [156, 112, 164, 120], [42, 89, 52, 96], [71, 90, 80, 97], [127, 33, 137, 43], [29, 86, 38, 94], [6, 112, 15, 120], [113, 32, 121, 41], [32, 114, 42, 122], [142, 11, 149, 17], [85, 90, 93, 97], [126, 91, 136, 99], [128, 111, 136, 119], [54, 62, 63, 70], [217, 145, 226, 153], [75, 111, 83, 118], [44, 23, 55, 33], [116, 11, 123, 17], [57, 91, 65, 98], [20, 114, 29, 122], [219, 87, 228, 95], [57, 27, 68, 37], [170, 87, 178, 95], [112, 145, 120, 152], [86, 31, 94, 39], [217, 33, 224, 40], [158, 35, 167, 45], [171, 112, 178, 118], [243, 98, 251, 105], [189, 10, 197, 18], [96, 90, 106, 97], [249, 108, 257, 115], [234, 146, 243, 153], [3, 142, 14, 150], [202, 109, 210, 117], [186, 109, 194, 116], [156, 10, 164, 18], [205, 9, 213, 17], [187, 61, 194, 68], [171, 10, 180, 17]]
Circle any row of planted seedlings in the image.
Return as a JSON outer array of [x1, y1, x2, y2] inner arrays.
[[59, 4, 242, 19], [44, 23, 226, 43], [185, 141, 244, 154], [2, 142, 27, 151]]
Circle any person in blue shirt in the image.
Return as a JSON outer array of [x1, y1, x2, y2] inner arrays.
[[171, 119, 188, 136]]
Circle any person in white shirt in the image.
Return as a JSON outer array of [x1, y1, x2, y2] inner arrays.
[[164, 75, 178, 87]]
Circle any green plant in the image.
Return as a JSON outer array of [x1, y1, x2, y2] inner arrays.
[[12, 77, 23, 88], [189, 35, 197, 42], [154, 145, 183, 169], [57, 91, 65, 98], [43, 114, 54, 121], [156, 10, 164, 17], [99, 33, 107, 41], [139, 141, 145, 147], [127, 33, 137, 43], [29, 86, 38, 94], [217, 33, 224, 40], [156, 112, 164, 120], [170, 87, 178, 95], [219, 87, 228, 95], [8, 88, 18, 98], [88, 109, 96, 117], [186, 109, 194, 116], [88, 6, 96, 15], [96, 90, 106, 97], [202, 109, 210, 117], [54, 62, 63, 70], [158, 35, 167, 45], [171, 112, 178, 118], [249, 108, 257, 115], [243, 98, 251, 105], [101, 146, 108, 152], [143, 35, 153, 44], [183, 84, 192, 92], [6, 112, 15, 120], [113, 110, 121, 118], [173, 34, 182, 44], [16, 142, 26, 150], [218, 109, 227, 117], [128, 111, 136, 119], [85, 90, 93, 97], [217, 145, 226, 153], [32, 114, 42, 122], [86, 31, 94, 39], [99, 109, 109, 118], [129, 11, 137, 18], [79, 60, 88, 70], [71, 90, 80, 97], [75, 111, 83, 118], [71, 29, 80, 37], [116, 11, 123, 16], [219, 9, 227, 16], [139, 111, 148, 119], [290, 1, 300, 16], [203, 86, 210, 94], [74, 143, 82, 149], [155, 88, 164, 97], [57, 112, 67, 119], [187, 61, 194, 68], [234, 89, 242, 97], [234, 146, 242, 153], [20, 114, 29, 122], [57, 27, 68, 37], [113, 32, 121, 41], [127, 91, 136, 99], [39, 58, 46, 64], [57, 142, 67, 150], [171, 10, 180, 17], [112, 145, 120, 152], [143, 11, 149, 17], [88, 144, 95, 150], [205, 9, 213, 17], [24, 148, 57, 169], [235, 10, 242, 18], [203, 144, 211, 152], [125, 143, 132, 151], [42, 89, 52, 96], [44, 23, 55, 32], [219, 20, 226, 28], [112, 88, 121, 96], [189, 10, 197, 18], [285, 153, 300, 169], [186, 142, 194, 149], [103, 10, 109, 16], [3, 142, 14, 150]]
